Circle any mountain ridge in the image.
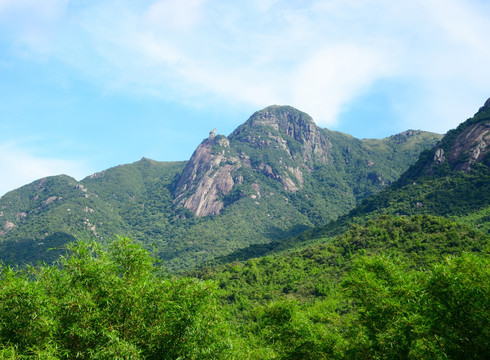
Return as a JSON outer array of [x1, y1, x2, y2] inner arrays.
[[173, 105, 441, 217], [198, 99, 490, 264], [0, 105, 442, 270]]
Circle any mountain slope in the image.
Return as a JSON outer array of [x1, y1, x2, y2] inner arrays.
[[212, 98, 490, 263], [173, 105, 441, 221], [0, 106, 441, 270], [352, 98, 490, 221], [193, 214, 489, 359], [0, 160, 185, 264]]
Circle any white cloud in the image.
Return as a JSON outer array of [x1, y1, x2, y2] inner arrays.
[[289, 45, 396, 125], [0, 143, 89, 197], [3, 0, 490, 132]]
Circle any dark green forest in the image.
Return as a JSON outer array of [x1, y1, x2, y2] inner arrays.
[[1, 216, 488, 358]]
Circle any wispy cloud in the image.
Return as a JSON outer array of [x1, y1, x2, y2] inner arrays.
[[145, 0, 204, 31], [1, 0, 489, 131]]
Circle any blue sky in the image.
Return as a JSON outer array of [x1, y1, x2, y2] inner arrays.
[[1, 0, 490, 196]]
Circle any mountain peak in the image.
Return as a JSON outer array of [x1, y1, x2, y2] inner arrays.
[[171, 105, 444, 218], [241, 105, 316, 136], [400, 99, 490, 182], [173, 106, 330, 217], [230, 105, 328, 160]]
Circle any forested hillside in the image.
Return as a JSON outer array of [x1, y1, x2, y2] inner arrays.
[[220, 100, 490, 262], [0, 100, 489, 358], [0, 106, 441, 270], [1, 216, 488, 358]]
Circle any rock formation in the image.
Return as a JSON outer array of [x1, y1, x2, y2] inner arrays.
[[173, 106, 333, 217], [173, 136, 240, 216]]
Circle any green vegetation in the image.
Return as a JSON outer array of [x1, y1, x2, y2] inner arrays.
[[1, 217, 488, 359], [193, 215, 489, 359], [0, 114, 440, 271], [0, 237, 233, 359], [0, 103, 488, 358]]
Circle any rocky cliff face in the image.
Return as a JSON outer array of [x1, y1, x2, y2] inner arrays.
[[173, 136, 240, 217], [230, 105, 331, 165], [431, 98, 490, 174], [173, 106, 334, 217], [401, 98, 490, 182], [173, 105, 440, 217]]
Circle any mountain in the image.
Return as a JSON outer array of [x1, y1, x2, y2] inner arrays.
[[220, 98, 490, 263], [1, 102, 488, 360], [352, 97, 490, 221], [0, 106, 441, 270], [173, 105, 441, 218], [187, 100, 490, 359], [0, 160, 186, 264]]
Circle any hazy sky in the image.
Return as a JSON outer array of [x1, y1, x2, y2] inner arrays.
[[1, 0, 489, 195]]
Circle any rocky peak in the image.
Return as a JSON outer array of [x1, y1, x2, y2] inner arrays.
[[390, 129, 423, 143], [402, 98, 490, 181], [173, 134, 239, 217], [173, 106, 339, 217], [441, 98, 490, 172], [230, 105, 331, 164], [241, 105, 316, 141]]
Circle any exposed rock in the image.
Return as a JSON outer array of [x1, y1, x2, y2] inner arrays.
[[405, 98, 490, 180], [174, 136, 239, 217], [281, 166, 303, 192], [90, 171, 105, 179], [391, 129, 423, 143], [448, 121, 489, 172], [235, 174, 244, 185], [174, 104, 438, 217], [282, 176, 299, 192], [174, 106, 335, 216], [260, 163, 276, 178], [286, 166, 303, 185], [43, 196, 57, 205], [83, 218, 97, 236], [434, 148, 445, 164], [230, 105, 331, 165], [36, 178, 47, 189], [4, 221, 15, 231], [252, 183, 261, 198]]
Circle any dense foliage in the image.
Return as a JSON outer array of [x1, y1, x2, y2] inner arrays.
[[195, 215, 490, 359], [1, 216, 488, 359], [0, 103, 488, 358], [0, 238, 232, 359]]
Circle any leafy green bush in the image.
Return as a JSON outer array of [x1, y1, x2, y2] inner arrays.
[[0, 237, 233, 359]]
